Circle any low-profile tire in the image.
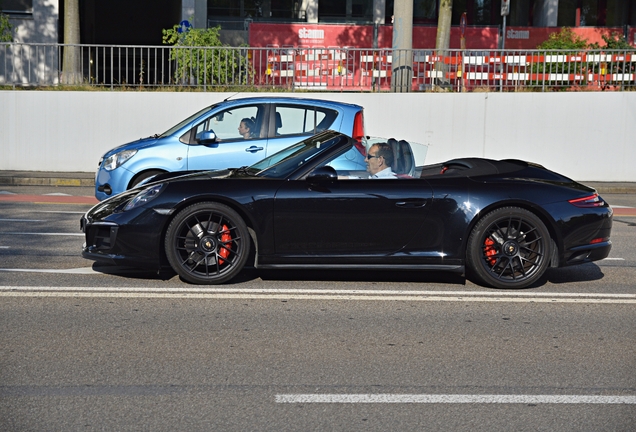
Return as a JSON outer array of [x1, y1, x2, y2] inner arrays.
[[466, 207, 551, 289], [165, 202, 250, 284], [129, 170, 165, 189]]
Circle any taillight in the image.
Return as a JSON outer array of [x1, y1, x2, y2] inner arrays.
[[353, 140, 367, 156], [568, 194, 605, 208], [590, 237, 608, 244], [352, 110, 365, 142]]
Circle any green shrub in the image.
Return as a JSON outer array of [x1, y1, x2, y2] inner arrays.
[[536, 27, 589, 50], [532, 28, 635, 90], [1, 11, 12, 42], [162, 24, 251, 86]]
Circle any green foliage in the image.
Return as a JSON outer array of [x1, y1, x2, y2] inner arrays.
[[0, 11, 13, 42], [537, 27, 589, 50], [533, 28, 636, 90], [162, 23, 223, 47], [162, 24, 251, 86], [590, 33, 634, 50], [592, 33, 636, 78], [531, 28, 589, 85]]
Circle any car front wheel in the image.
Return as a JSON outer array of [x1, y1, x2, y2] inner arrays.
[[130, 170, 165, 189], [466, 207, 551, 289], [165, 202, 250, 284]]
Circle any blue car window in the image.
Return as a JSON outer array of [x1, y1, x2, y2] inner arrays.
[[274, 105, 338, 136], [191, 105, 265, 143], [162, 106, 214, 138]]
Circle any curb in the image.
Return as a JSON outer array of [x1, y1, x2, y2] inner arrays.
[[0, 172, 94, 188]]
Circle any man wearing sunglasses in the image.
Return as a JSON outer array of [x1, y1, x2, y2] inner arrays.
[[364, 142, 398, 178]]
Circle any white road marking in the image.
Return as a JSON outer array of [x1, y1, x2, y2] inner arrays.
[[44, 193, 72, 196], [602, 257, 625, 260], [0, 246, 9, 249], [275, 394, 636, 404], [0, 287, 635, 303]]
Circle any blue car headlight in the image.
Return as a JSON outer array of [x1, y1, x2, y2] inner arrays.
[[102, 149, 137, 171], [123, 184, 164, 211]]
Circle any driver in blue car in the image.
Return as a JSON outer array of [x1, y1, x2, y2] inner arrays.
[[238, 118, 257, 139]]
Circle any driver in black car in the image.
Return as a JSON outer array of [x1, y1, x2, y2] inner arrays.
[[365, 142, 398, 178], [341, 142, 397, 179]]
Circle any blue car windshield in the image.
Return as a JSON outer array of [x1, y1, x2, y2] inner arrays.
[[247, 131, 344, 179], [159, 105, 215, 137]]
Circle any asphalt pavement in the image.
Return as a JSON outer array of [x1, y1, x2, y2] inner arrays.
[[1, 170, 636, 194]]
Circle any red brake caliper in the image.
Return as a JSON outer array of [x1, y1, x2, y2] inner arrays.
[[219, 224, 232, 264], [483, 237, 498, 266]]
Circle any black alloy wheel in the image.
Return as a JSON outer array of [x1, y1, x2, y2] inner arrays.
[[165, 202, 250, 284], [466, 207, 551, 289]]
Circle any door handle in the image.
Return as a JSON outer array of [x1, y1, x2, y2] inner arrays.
[[396, 201, 427, 208], [245, 146, 264, 153]]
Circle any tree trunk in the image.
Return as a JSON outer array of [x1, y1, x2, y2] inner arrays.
[[390, 0, 413, 92], [62, 0, 82, 84], [434, 0, 453, 89]]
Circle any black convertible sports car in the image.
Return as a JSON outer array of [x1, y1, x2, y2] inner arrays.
[[81, 131, 612, 289]]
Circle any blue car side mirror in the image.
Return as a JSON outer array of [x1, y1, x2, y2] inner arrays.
[[198, 130, 217, 144]]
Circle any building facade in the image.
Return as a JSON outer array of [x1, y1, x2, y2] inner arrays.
[[205, 0, 636, 27], [2, 0, 634, 46]]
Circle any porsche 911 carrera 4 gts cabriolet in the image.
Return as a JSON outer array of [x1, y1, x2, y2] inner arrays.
[[81, 130, 612, 289]]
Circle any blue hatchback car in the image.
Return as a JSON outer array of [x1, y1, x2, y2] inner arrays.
[[95, 97, 366, 200]]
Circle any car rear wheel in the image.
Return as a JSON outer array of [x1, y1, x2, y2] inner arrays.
[[165, 202, 250, 284], [466, 207, 551, 289]]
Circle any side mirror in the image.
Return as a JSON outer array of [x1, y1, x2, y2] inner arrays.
[[198, 130, 217, 144], [307, 166, 338, 184]]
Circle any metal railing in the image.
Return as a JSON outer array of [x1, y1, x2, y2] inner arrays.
[[2, 42, 635, 92]]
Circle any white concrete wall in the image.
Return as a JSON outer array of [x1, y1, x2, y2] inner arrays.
[[0, 91, 634, 182]]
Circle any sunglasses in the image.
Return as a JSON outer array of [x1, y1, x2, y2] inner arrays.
[[365, 153, 381, 160]]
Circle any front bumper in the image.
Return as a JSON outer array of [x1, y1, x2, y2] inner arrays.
[[80, 193, 170, 269], [81, 218, 165, 269], [95, 166, 135, 201]]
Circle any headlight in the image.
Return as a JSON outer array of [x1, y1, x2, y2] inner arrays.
[[102, 149, 137, 171], [123, 184, 164, 211]]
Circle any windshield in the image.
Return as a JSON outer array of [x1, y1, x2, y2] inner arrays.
[[159, 105, 216, 137], [245, 131, 345, 179]]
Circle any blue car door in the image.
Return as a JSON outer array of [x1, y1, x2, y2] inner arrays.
[[187, 138, 269, 170], [186, 103, 269, 170]]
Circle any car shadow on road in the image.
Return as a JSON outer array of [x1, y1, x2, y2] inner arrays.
[[91, 263, 467, 286], [542, 263, 605, 285], [255, 264, 608, 290], [91, 263, 178, 281], [90, 262, 606, 289], [255, 268, 467, 285]]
